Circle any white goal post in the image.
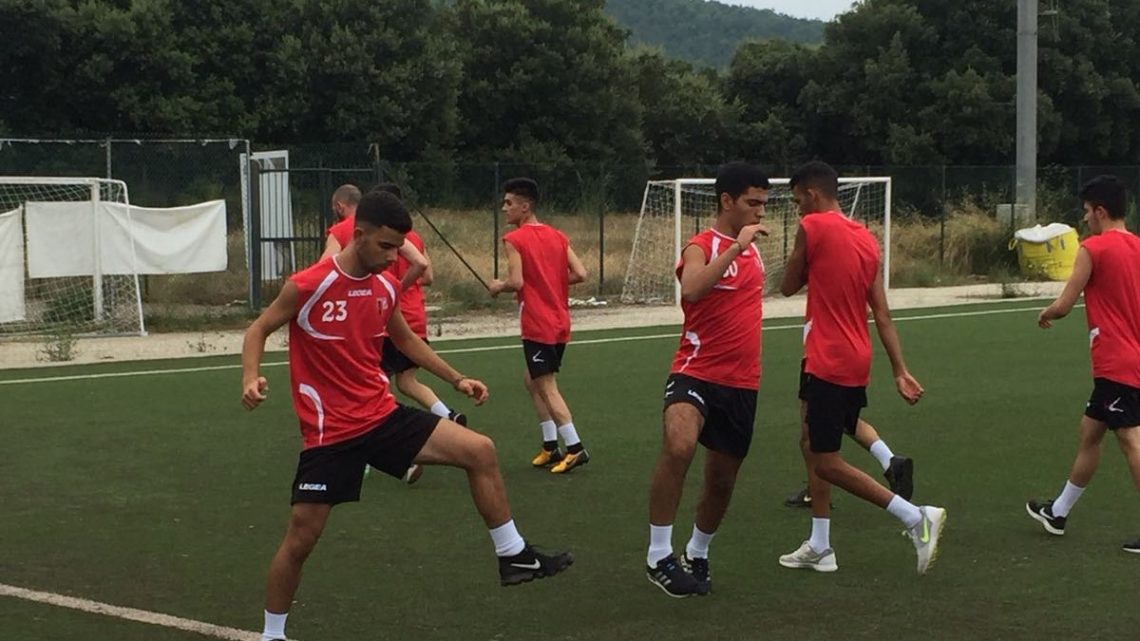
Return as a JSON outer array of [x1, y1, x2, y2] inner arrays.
[[0, 177, 145, 336], [620, 177, 892, 305]]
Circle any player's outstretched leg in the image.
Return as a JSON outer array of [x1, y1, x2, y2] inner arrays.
[[415, 418, 572, 585], [1027, 416, 1106, 536], [682, 449, 744, 592], [646, 403, 707, 597], [814, 452, 946, 575], [852, 420, 914, 501], [262, 503, 332, 641]]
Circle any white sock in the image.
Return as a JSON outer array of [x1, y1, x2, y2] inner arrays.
[[1051, 480, 1086, 517], [489, 520, 526, 557], [558, 422, 581, 447], [647, 524, 673, 566], [868, 440, 894, 471], [539, 420, 558, 444], [429, 400, 450, 418], [886, 495, 923, 529], [685, 524, 715, 559], [262, 611, 287, 641], [809, 517, 831, 553]]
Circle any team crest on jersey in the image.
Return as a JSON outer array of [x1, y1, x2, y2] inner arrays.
[[378, 296, 390, 313]]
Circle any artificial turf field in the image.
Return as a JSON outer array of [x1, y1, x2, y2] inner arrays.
[[2, 299, 1138, 641]]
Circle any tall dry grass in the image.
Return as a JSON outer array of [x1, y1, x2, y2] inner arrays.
[[142, 202, 1024, 324]]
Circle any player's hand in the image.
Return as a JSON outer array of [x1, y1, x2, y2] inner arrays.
[[488, 280, 505, 298], [242, 376, 269, 411], [736, 223, 770, 247], [894, 372, 924, 405], [1038, 307, 1055, 329], [455, 377, 489, 405]]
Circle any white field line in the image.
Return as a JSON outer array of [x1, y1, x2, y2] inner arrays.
[[0, 582, 286, 641], [0, 303, 1065, 387]]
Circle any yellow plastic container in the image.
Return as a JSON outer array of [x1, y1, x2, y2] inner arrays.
[[1009, 224, 1079, 281]]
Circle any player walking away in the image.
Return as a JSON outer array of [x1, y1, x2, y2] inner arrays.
[[777, 161, 945, 576], [644, 162, 770, 598], [242, 190, 571, 641], [325, 183, 465, 485], [1027, 175, 1140, 554], [488, 178, 590, 474], [782, 419, 914, 508]]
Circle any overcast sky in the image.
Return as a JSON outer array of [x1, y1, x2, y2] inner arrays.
[[715, 0, 856, 22]]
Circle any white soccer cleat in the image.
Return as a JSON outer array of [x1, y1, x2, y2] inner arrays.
[[778, 540, 838, 572], [909, 506, 947, 575]]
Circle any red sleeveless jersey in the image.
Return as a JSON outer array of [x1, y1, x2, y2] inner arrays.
[[503, 223, 571, 344], [669, 229, 764, 390], [1082, 229, 1140, 388], [287, 256, 401, 449], [801, 212, 879, 387], [328, 216, 353, 250], [387, 230, 428, 338]]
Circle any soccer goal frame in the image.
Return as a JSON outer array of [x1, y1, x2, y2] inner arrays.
[[621, 176, 893, 305], [0, 176, 146, 337]]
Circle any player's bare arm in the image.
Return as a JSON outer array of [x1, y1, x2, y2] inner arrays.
[[419, 247, 434, 286], [398, 240, 430, 290], [780, 225, 808, 297], [319, 234, 342, 261], [489, 240, 524, 297], [567, 245, 588, 285], [387, 309, 489, 405], [867, 270, 924, 405], [680, 223, 767, 303], [241, 281, 300, 411], [1039, 247, 1093, 329]]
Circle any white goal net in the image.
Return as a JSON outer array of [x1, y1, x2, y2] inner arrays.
[[0, 178, 145, 336], [620, 177, 892, 305]]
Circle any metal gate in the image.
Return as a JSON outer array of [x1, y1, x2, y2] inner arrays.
[[247, 158, 378, 307]]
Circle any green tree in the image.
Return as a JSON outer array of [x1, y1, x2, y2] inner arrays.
[[631, 48, 741, 167], [451, 0, 643, 165]]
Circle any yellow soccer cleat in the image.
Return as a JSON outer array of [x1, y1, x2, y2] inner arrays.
[[550, 449, 590, 474], [531, 448, 564, 468]]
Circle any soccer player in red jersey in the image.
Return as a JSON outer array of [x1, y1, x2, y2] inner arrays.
[[325, 184, 465, 484], [489, 178, 591, 474], [644, 162, 770, 597], [242, 190, 572, 641], [777, 161, 946, 575], [1027, 175, 1140, 553]]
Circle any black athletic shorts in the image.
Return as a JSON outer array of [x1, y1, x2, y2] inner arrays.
[[381, 338, 427, 376], [291, 405, 440, 505], [1085, 377, 1140, 429], [523, 340, 566, 378], [799, 361, 867, 453], [663, 373, 758, 459]]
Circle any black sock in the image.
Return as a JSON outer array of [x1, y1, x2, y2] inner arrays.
[[566, 443, 584, 454], [543, 440, 558, 452]]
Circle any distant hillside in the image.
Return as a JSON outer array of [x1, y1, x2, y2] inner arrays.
[[606, 0, 825, 68]]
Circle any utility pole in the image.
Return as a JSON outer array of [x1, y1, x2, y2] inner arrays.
[[1016, 0, 1038, 220]]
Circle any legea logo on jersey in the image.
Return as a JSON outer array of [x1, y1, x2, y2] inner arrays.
[[347, 288, 372, 298], [298, 483, 327, 491]]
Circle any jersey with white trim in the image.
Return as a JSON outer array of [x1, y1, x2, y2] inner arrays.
[[669, 229, 764, 390], [287, 256, 400, 449]]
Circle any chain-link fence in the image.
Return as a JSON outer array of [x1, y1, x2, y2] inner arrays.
[[2, 138, 1138, 316]]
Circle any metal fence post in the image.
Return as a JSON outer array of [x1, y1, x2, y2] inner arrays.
[[249, 160, 262, 310], [493, 162, 500, 279]]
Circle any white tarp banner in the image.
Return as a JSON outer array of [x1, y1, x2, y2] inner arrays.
[[26, 200, 227, 277], [0, 208, 26, 322], [103, 200, 227, 274]]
